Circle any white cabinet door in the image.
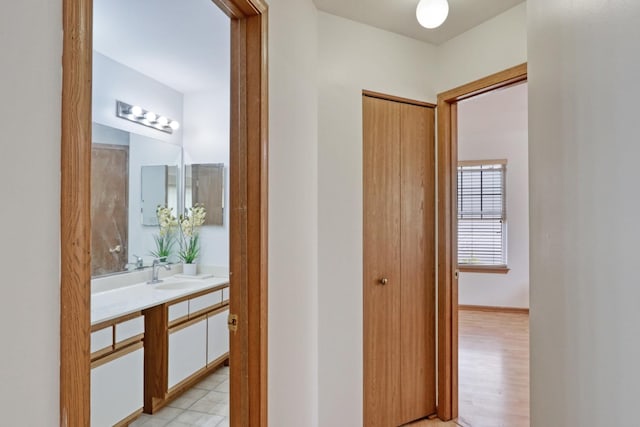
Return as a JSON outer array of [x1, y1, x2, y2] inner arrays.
[[207, 309, 229, 364], [168, 319, 207, 389], [91, 347, 144, 427]]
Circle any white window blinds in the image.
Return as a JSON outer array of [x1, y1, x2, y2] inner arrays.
[[457, 161, 507, 266]]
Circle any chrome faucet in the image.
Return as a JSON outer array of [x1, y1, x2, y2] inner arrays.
[[131, 254, 144, 269], [124, 254, 144, 270], [148, 258, 171, 284]]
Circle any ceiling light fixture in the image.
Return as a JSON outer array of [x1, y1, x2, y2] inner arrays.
[[157, 116, 169, 127], [130, 105, 143, 117], [144, 111, 157, 122], [116, 100, 180, 134], [416, 0, 449, 29]]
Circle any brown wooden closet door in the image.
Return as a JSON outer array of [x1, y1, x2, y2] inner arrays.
[[91, 145, 129, 276], [399, 104, 436, 423], [364, 95, 436, 427], [363, 96, 402, 427]]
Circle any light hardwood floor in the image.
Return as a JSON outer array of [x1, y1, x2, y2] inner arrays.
[[408, 310, 530, 427]]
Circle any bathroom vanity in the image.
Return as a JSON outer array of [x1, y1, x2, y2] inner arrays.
[[144, 281, 230, 413], [90, 275, 230, 426]]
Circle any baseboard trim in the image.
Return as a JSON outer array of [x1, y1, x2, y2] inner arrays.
[[459, 304, 529, 314]]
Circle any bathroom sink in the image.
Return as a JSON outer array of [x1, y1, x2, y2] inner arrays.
[[153, 281, 201, 291]]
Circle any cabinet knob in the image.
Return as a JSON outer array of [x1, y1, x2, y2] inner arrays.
[[379, 278, 388, 285]]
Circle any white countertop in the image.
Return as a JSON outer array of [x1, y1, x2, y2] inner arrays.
[[91, 276, 229, 325]]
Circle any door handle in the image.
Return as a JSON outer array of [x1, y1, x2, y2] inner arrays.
[[378, 277, 389, 285], [109, 245, 122, 254]]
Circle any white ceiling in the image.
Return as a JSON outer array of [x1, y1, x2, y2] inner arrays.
[[93, 0, 523, 94], [313, 0, 525, 45], [93, 0, 230, 94]]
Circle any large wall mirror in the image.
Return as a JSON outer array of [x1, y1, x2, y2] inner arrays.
[[90, 122, 228, 276], [91, 123, 182, 276]]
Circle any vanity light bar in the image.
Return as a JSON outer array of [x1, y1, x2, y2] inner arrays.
[[116, 100, 180, 134]]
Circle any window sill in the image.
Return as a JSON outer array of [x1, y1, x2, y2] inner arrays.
[[458, 265, 510, 274]]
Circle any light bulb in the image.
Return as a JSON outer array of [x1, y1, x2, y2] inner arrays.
[[157, 116, 169, 127], [416, 0, 449, 29], [130, 105, 143, 117], [169, 120, 181, 130], [144, 111, 157, 122]]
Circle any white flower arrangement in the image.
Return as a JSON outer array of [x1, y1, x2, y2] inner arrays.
[[178, 204, 207, 264], [151, 206, 178, 261]]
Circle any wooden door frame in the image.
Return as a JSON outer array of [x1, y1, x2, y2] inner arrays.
[[60, 0, 269, 425], [436, 63, 527, 421]]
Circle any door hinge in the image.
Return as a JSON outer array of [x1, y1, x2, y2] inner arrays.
[[227, 314, 238, 332], [455, 269, 459, 279]]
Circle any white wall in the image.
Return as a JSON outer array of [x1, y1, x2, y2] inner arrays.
[[0, 1, 528, 425], [317, 12, 438, 427], [0, 0, 61, 424], [437, 2, 527, 92], [458, 83, 529, 309], [92, 51, 184, 145], [183, 89, 230, 269], [179, 4, 231, 270], [317, 6, 527, 425], [268, 0, 319, 426], [529, 1, 640, 426]]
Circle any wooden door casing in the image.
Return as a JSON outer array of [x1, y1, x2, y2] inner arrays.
[[61, 1, 269, 424], [436, 63, 527, 420]]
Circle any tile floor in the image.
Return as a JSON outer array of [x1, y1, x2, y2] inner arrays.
[[130, 366, 229, 427]]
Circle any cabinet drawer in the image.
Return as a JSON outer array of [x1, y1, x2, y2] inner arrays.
[[91, 327, 113, 355], [169, 301, 189, 323], [189, 290, 222, 316], [115, 316, 144, 345]]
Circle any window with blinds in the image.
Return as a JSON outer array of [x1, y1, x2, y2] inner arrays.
[[457, 160, 507, 266]]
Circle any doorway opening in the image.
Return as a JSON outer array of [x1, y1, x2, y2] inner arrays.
[[60, 0, 268, 426], [436, 63, 528, 422], [455, 81, 530, 427]]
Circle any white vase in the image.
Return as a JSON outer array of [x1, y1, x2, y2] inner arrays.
[[183, 263, 197, 276]]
